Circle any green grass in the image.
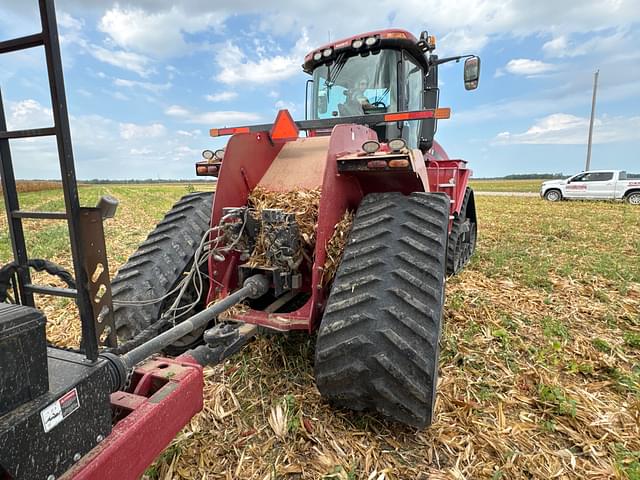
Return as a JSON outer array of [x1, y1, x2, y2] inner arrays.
[[0, 184, 213, 269], [474, 196, 640, 289], [538, 383, 578, 417], [469, 178, 547, 192]]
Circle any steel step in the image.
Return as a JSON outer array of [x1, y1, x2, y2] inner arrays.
[[25, 284, 77, 298], [12, 210, 67, 220], [0, 33, 44, 55], [0, 127, 56, 140]]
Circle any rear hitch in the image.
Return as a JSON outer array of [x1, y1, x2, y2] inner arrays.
[[185, 322, 258, 366], [100, 275, 269, 391]]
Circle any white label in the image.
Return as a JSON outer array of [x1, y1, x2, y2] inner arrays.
[[40, 388, 80, 433]]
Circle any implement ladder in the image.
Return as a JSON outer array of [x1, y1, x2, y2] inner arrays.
[[0, 0, 116, 360]]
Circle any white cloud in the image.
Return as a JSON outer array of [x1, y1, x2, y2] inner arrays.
[[216, 31, 311, 85], [109, 91, 130, 101], [542, 36, 570, 57], [113, 78, 172, 94], [439, 30, 489, 56], [205, 91, 239, 102], [275, 100, 297, 114], [165, 104, 261, 125], [89, 45, 154, 77], [176, 129, 202, 137], [119, 123, 167, 140], [5, 99, 53, 131], [3, 98, 215, 179], [98, 5, 225, 58], [165, 105, 191, 117], [494, 113, 640, 145], [543, 30, 630, 58], [129, 147, 153, 155], [57, 12, 83, 31], [5, 0, 640, 60], [501, 59, 556, 77]]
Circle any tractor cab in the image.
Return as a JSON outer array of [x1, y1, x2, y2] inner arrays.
[[304, 29, 480, 151]]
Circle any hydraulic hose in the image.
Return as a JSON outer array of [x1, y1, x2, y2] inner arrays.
[[102, 274, 269, 387]]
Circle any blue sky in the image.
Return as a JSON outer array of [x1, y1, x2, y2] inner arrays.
[[1, 0, 639, 179]]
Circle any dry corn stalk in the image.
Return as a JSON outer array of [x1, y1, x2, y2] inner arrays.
[[322, 210, 354, 286], [246, 187, 321, 267]]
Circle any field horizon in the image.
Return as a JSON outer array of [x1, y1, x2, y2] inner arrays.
[[0, 184, 638, 479]]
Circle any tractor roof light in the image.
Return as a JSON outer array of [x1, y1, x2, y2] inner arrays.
[[202, 149, 214, 160], [362, 140, 380, 154], [352, 39, 364, 49], [214, 149, 225, 161], [313, 52, 322, 61], [322, 48, 333, 58], [388, 138, 407, 152], [364, 36, 378, 47], [380, 31, 408, 40]]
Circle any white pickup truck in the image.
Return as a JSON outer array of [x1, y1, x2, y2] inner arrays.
[[541, 170, 640, 204]]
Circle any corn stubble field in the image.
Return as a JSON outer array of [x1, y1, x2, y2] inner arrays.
[[1, 183, 639, 479]]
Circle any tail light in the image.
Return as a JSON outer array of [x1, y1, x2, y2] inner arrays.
[[195, 163, 219, 176], [388, 159, 409, 168], [367, 160, 387, 169]]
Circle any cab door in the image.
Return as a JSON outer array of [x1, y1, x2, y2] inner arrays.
[[567, 172, 615, 199], [583, 172, 615, 198], [564, 173, 589, 198], [400, 52, 424, 149]]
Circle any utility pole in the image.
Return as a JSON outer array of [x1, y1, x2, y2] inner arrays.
[[585, 69, 599, 171]]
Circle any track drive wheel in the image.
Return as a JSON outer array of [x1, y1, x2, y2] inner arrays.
[[446, 187, 477, 276], [315, 192, 449, 428], [111, 192, 213, 354]]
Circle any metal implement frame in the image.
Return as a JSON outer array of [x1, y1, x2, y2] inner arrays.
[[0, 0, 108, 361], [61, 356, 204, 480], [209, 108, 450, 137]]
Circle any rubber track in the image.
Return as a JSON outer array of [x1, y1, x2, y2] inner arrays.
[[315, 192, 449, 428], [112, 192, 213, 338], [446, 187, 476, 276]]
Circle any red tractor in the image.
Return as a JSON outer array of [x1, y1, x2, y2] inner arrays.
[[0, 2, 479, 477]]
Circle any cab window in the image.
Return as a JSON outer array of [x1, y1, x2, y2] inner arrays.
[[312, 51, 399, 119], [575, 172, 614, 182], [401, 52, 424, 148]]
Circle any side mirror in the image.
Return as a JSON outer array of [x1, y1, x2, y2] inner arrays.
[[464, 56, 481, 91], [317, 94, 328, 114]]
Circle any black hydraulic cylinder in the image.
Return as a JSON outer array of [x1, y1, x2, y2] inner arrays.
[[119, 275, 268, 370]]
